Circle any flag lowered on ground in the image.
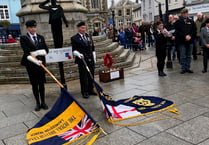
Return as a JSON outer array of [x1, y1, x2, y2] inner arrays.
[[93, 80, 176, 122], [26, 88, 100, 145]]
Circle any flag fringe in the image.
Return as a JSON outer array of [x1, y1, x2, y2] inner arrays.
[[107, 107, 181, 126]]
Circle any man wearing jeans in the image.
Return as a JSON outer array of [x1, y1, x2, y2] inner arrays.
[[175, 8, 196, 74]]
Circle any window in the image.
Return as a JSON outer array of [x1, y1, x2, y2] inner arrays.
[[149, 0, 151, 8], [118, 20, 123, 26], [127, 19, 131, 25], [118, 10, 122, 16], [175, 0, 178, 2], [149, 12, 152, 21], [127, 9, 130, 16], [92, 0, 99, 8], [169, 0, 171, 4], [0, 5, 9, 20]]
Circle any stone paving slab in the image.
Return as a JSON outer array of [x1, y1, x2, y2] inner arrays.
[[0, 112, 37, 129], [94, 128, 146, 145], [167, 116, 209, 144], [198, 139, 209, 145], [3, 134, 27, 145], [137, 132, 193, 145], [174, 103, 209, 121], [0, 123, 27, 140], [128, 118, 182, 138]]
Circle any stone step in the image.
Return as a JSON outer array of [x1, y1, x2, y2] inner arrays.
[[0, 48, 129, 76], [0, 51, 135, 84]]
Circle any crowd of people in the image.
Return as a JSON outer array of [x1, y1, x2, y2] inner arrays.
[[92, 8, 209, 77]]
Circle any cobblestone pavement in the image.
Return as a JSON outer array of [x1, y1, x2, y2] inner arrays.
[[1, 48, 209, 145]]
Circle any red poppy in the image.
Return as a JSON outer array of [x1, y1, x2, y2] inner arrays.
[[104, 53, 113, 68]]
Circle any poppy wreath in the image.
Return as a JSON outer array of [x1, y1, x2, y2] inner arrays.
[[104, 53, 113, 68]]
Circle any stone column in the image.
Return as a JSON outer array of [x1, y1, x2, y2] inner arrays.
[[16, 0, 88, 45]]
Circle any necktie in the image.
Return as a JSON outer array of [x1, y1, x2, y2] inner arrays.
[[33, 36, 38, 46], [82, 34, 88, 45]]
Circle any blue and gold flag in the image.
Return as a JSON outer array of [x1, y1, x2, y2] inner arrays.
[[26, 89, 101, 145], [93, 81, 179, 124]]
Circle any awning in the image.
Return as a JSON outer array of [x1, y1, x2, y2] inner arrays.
[[9, 24, 20, 31]]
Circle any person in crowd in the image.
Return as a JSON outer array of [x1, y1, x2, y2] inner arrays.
[[133, 32, 142, 51], [200, 19, 209, 73], [165, 14, 176, 61], [71, 22, 97, 98], [7, 34, 16, 43], [20, 20, 49, 111], [93, 27, 99, 36], [118, 28, 126, 48], [138, 20, 146, 49], [174, 15, 179, 22], [175, 8, 196, 74], [125, 24, 133, 50], [108, 25, 114, 40], [113, 31, 119, 42], [195, 12, 204, 55], [154, 21, 168, 77], [146, 21, 153, 47], [132, 23, 138, 37], [99, 28, 106, 36]]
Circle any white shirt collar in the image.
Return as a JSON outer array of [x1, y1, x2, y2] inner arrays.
[[28, 32, 37, 42]]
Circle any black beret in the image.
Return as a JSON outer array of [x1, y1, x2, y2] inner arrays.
[[205, 18, 209, 24], [25, 20, 37, 27], [77, 21, 85, 27]]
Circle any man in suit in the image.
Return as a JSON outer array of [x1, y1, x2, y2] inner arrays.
[[71, 22, 97, 98], [20, 20, 49, 111], [200, 19, 209, 73], [154, 21, 168, 77]]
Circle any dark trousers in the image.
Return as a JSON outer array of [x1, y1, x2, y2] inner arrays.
[[51, 21, 63, 48], [78, 60, 95, 94], [148, 35, 153, 46], [203, 46, 209, 70], [32, 82, 45, 105], [156, 48, 166, 72]]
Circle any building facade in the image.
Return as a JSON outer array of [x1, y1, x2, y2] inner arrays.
[[186, 0, 209, 20], [81, 0, 108, 31], [110, 0, 139, 29], [0, 0, 21, 42], [133, 5, 142, 25], [141, 0, 184, 22]]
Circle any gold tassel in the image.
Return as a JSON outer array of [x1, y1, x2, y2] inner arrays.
[[169, 108, 179, 114], [86, 130, 102, 145]]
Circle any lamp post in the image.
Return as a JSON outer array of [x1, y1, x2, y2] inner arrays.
[[112, 9, 115, 41], [165, 0, 173, 68]]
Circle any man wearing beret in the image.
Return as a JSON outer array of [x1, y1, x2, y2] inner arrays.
[[20, 20, 49, 111], [200, 18, 209, 73], [71, 22, 97, 98]]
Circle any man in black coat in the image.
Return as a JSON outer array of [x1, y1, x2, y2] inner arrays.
[[20, 20, 49, 111], [125, 24, 133, 50], [71, 22, 97, 98], [175, 8, 196, 74]]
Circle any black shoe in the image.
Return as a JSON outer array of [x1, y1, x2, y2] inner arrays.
[[41, 103, 48, 110], [35, 104, 41, 111], [89, 90, 97, 95], [158, 71, 166, 77], [82, 92, 89, 99], [202, 70, 207, 73], [180, 70, 186, 74], [186, 70, 194, 73]]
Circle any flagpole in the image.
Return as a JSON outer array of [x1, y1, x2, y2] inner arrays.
[[30, 53, 64, 88]]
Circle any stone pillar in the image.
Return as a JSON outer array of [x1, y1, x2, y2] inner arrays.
[[16, 0, 88, 45]]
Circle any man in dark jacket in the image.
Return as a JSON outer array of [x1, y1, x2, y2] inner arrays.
[[125, 24, 133, 50], [71, 22, 97, 98], [138, 20, 146, 49], [20, 20, 49, 111], [175, 8, 196, 74]]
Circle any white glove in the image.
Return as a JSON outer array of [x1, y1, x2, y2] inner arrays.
[[93, 51, 96, 63], [73, 50, 84, 59], [27, 56, 42, 66], [31, 49, 47, 57]]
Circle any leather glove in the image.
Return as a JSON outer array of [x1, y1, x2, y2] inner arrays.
[[27, 56, 42, 66], [73, 50, 84, 59], [31, 49, 47, 57], [93, 51, 96, 63]]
